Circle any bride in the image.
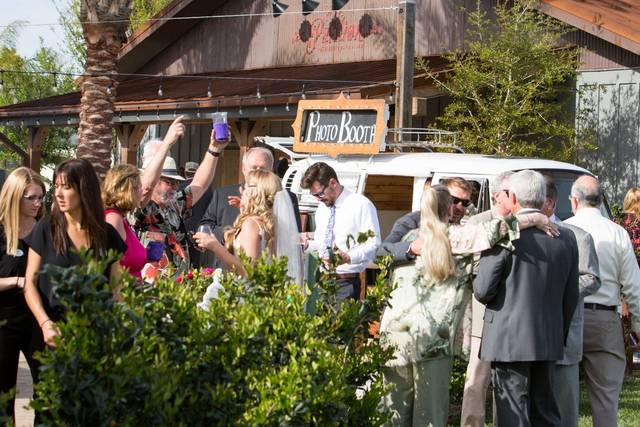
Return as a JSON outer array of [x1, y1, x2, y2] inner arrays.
[[193, 168, 303, 284]]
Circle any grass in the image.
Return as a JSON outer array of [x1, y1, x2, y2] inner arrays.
[[578, 375, 640, 427]]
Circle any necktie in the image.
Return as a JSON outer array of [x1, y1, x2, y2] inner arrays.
[[322, 205, 336, 257]]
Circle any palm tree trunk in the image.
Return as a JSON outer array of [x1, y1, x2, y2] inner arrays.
[[77, 0, 133, 180]]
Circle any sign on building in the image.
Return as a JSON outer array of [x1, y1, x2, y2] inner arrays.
[[292, 94, 389, 158]]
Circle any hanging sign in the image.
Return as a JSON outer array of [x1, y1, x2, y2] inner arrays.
[[292, 94, 388, 158]]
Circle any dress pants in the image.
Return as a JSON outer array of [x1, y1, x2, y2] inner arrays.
[[492, 361, 560, 427], [553, 363, 579, 427], [0, 302, 40, 419], [383, 356, 452, 427], [460, 335, 492, 427], [582, 308, 625, 427]]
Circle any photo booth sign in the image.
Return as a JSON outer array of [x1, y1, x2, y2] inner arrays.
[[292, 94, 388, 158]]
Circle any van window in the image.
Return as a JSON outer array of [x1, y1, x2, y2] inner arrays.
[[540, 170, 610, 220], [363, 175, 414, 239]]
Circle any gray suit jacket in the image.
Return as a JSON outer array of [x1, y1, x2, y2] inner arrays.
[[557, 222, 600, 365], [473, 226, 580, 362], [375, 210, 420, 264]]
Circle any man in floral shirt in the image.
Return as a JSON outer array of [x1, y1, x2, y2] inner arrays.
[[134, 129, 228, 273]]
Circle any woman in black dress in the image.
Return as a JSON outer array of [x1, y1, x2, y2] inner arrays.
[[24, 159, 125, 349], [0, 167, 45, 420]]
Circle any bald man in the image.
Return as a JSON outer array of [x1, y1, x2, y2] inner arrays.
[[565, 175, 640, 427]]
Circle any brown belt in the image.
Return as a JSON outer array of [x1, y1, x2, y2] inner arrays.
[[337, 273, 357, 280]]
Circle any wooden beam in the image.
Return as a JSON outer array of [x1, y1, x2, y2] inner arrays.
[[116, 124, 148, 165], [27, 127, 48, 174], [0, 132, 28, 165]]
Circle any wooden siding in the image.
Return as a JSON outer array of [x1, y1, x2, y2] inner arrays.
[[564, 30, 640, 71], [137, 0, 497, 76], [577, 69, 640, 203]]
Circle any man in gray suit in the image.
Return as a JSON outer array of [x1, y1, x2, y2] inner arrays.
[[541, 179, 600, 427], [473, 170, 579, 426]]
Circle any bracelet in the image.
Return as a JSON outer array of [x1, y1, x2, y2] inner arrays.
[[40, 319, 52, 328], [207, 148, 221, 157]]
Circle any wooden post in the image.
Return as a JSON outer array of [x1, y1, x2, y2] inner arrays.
[[229, 119, 267, 182], [27, 127, 48, 174], [0, 132, 28, 166], [395, 0, 415, 141], [116, 124, 148, 165]]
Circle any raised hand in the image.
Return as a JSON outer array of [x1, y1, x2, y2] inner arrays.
[[163, 115, 186, 146]]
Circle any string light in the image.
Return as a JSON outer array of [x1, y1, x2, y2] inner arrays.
[[301, 84, 306, 99], [0, 6, 398, 28], [256, 84, 261, 99], [157, 82, 164, 97], [238, 100, 243, 115], [285, 102, 290, 111], [207, 81, 213, 98]]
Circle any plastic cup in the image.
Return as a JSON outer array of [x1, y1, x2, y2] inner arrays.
[[147, 241, 165, 262], [212, 112, 229, 141]]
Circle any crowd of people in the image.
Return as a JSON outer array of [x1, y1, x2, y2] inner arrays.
[[1, 115, 639, 427]]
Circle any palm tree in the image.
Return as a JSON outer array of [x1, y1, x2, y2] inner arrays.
[[76, 0, 133, 179]]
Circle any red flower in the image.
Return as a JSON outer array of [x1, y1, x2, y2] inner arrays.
[[176, 276, 183, 284], [187, 270, 194, 280]]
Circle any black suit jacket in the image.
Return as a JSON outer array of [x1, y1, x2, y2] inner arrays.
[[473, 226, 579, 362], [375, 210, 420, 264], [199, 183, 301, 268]]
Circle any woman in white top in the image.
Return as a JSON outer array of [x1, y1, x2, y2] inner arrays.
[[194, 169, 302, 282]]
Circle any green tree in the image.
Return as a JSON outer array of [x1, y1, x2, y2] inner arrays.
[[0, 22, 76, 167], [420, 0, 592, 161]]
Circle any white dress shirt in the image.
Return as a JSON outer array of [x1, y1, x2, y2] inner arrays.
[[307, 187, 381, 274], [566, 207, 640, 331]]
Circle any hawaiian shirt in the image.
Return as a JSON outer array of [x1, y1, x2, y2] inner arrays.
[[380, 216, 518, 367], [133, 186, 194, 273]]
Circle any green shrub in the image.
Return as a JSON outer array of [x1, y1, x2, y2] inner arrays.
[[31, 252, 394, 425]]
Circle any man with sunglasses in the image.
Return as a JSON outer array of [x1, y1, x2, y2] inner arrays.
[[301, 162, 380, 303], [376, 177, 473, 265]]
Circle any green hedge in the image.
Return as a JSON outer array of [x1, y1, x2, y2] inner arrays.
[[30, 252, 395, 426]]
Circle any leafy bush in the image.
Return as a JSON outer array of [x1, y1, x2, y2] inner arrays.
[[31, 252, 394, 425]]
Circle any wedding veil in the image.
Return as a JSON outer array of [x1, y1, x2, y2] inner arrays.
[[273, 190, 304, 286]]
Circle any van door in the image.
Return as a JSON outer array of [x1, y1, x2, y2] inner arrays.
[[432, 173, 491, 214], [363, 174, 415, 239]]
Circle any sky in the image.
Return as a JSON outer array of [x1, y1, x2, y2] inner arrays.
[[0, 0, 72, 64]]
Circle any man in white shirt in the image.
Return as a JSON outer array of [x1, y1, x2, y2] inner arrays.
[[565, 175, 640, 427], [301, 162, 381, 302]]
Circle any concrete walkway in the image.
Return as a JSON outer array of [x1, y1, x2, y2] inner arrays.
[[14, 352, 34, 427]]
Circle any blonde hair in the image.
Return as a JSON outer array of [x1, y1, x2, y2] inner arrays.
[[224, 169, 282, 253], [624, 188, 640, 217], [102, 164, 140, 213], [0, 167, 45, 255], [419, 185, 456, 283]]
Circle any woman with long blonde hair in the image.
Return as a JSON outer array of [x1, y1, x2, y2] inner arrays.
[[380, 184, 552, 426], [194, 169, 281, 275], [0, 167, 45, 421]]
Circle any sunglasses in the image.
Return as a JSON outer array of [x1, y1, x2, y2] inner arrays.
[[311, 184, 328, 198], [23, 194, 45, 203], [451, 196, 471, 207]]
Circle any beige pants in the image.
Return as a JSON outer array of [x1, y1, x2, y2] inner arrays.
[[460, 336, 492, 427], [383, 356, 452, 427]]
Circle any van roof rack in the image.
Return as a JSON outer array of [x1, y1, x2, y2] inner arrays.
[[385, 128, 463, 153]]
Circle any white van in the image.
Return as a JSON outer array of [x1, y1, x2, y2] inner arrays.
[[279, 151, 598, 237]]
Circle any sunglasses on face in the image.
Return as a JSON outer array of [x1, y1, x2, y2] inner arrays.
[[451, 196, 471, 207], [311, 184, 328, 198], [23, 194, 44, 203]]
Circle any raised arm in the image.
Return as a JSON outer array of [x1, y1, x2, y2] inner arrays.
[[139, 116, 185, 207], [189, 129, 229, 205]]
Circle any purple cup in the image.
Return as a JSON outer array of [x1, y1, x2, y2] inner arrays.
[[212, 112, 229, 141], [213, 122, 229, 141], [147, 241, 165, 262]]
